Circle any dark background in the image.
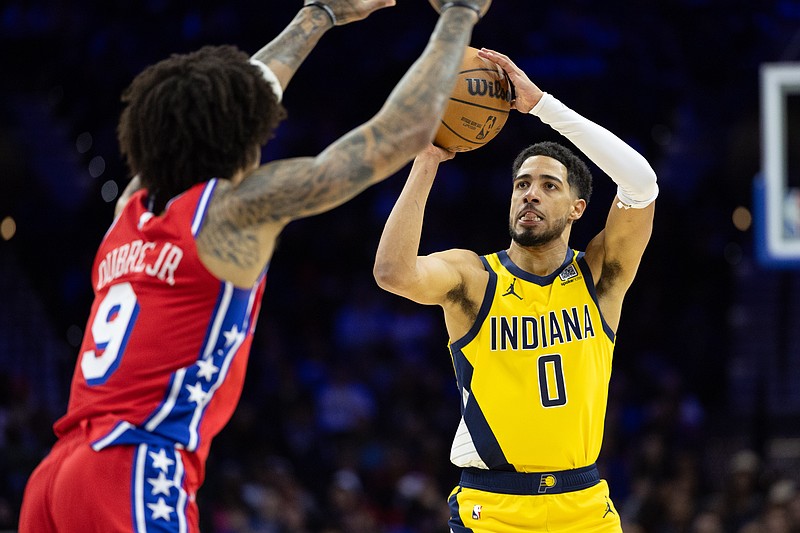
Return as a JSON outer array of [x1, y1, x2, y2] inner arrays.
[[2, 1, 800, 531]]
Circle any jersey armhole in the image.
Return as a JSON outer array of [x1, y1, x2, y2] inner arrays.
[[576, 253, 615, 342], [449, 255, 497, 352]]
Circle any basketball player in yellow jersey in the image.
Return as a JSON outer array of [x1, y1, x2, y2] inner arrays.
[[374, 48, 658, 533]]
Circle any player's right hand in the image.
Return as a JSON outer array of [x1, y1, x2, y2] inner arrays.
[[308, 0, 395, 26], [477, 48, 543, 113], [428, 0, 491, 20]]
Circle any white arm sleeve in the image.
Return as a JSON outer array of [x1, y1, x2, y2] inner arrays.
[[530, 92, 658, 209], [249, 58, 283, 103]]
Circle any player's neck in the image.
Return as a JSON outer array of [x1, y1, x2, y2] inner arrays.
[[507, 239, 570, 277]]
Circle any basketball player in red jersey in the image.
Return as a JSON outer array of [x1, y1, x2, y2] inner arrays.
[[19, 1, 491, 531]]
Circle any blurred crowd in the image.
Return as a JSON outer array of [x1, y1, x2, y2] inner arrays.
[[3, 0, 800, 531]]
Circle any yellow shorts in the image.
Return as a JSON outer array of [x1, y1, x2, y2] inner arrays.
[[448, 470, 622, 533]]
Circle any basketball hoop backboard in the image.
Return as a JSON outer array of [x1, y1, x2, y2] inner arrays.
[[757, 63, 800, 268]]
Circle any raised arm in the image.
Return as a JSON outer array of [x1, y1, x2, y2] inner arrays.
[[479, 48, 657, 327], [231, 3, 487, 224], [202, 2, 490, 287], [251, 1, 395, 93], [373, 145, 487, 338], [373, 145, 459, 304]]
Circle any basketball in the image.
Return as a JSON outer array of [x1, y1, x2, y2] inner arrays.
[[433, 46, 512, 152]]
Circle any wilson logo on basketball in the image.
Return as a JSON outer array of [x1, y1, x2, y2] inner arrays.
[[464, 78, 511, 102], [434, 46, 512, 152]]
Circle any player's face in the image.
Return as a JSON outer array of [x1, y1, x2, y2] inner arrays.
[[508, 155, 581, 247]]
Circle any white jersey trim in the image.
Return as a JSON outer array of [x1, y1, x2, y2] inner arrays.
[[191, 179, 217, 237], [450, 389, 489, 470], [450, 409, 489, 469]]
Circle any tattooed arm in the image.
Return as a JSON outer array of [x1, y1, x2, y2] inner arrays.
[[248, 6, 480, 219], [200, 5, 486, 286], [252, 0, 395, 93]]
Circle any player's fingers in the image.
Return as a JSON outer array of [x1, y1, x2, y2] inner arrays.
[[479, 48, 519, 72], [479, 48, 508, 62], [366, 0, 395, 10]]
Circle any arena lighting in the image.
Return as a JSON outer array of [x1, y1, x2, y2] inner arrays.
[[732, 206, 752, 232], [76, 131, 92, 154], [101, 180, 119, 203], [89, 155, 105, 178], [1, 216, 16, 241]]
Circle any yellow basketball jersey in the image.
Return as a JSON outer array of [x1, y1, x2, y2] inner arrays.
[[449, 249, 615, 473]]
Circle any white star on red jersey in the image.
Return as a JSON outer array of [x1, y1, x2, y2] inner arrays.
[[196, 358, 219, 381], [222, 324, 245, 347], [147, 497, 174, 521], [148, 449, 175, 473], [186, 382, 207, 405], [147, 471, 174, 496]]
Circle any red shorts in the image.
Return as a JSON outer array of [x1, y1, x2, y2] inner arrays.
[[19, 425, 200, 532]]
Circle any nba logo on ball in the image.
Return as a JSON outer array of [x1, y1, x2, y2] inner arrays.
[[434, 46, 512, 152]]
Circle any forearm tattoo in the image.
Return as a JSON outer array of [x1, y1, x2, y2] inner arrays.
[[253, 8, 330, 77], [369, 8, 476, 160], [204, 8, 477, 270]]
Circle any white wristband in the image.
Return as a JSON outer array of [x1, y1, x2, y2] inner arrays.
[[249, 58, 283, 103], [530, 92, 658, 209]]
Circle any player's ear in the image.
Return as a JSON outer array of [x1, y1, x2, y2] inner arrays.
[[569, 198, 587, 221]]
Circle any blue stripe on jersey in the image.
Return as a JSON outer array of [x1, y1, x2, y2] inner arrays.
[[576, 253, 615, 342], [184, 282, 257, 450], [463, 391, 514, 471], [447, 255, 512, 471], [92, 421, 182, 450], [450, 348, 474, 417], [448, 487, 475, 533], [132, 443, 188, 533], [449, 256, 497, 354], [452, 344, 513, 471], [138, 281, 257, 450], [190, 179, 217, 237]]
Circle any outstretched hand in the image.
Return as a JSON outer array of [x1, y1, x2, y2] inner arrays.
[[477, 48, 543, 113], [307, 0, 395, 26]]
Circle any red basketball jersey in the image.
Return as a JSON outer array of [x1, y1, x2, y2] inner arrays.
[[54, 179, 266, 467]]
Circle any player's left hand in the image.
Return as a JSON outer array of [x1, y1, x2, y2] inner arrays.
[[306, 0, 395, 26], [477, 48, 543, 113]]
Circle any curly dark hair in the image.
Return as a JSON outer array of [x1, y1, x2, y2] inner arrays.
[[117, 45, 286, 212], [511, 141, 593, 204]]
